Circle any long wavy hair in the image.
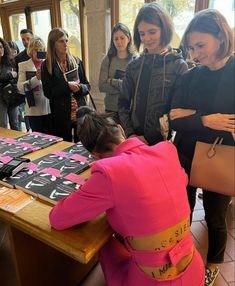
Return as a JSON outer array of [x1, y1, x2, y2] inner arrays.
[[45, 27, 77, 74], [107, 23, 133, 62]]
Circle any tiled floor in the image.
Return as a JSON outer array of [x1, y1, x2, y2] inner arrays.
[[0, 194, 234, 286]]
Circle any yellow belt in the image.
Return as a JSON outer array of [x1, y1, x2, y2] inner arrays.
[[127, 217, 193, 280]]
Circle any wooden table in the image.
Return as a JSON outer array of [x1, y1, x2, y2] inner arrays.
[[0, 128, 113, 286]]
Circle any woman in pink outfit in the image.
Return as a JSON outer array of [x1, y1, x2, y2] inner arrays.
[[49, 106, 204, 285]]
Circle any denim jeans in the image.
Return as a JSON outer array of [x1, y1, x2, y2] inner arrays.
[[0, 96, 19, 130]]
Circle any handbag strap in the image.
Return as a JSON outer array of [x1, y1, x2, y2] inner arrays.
[[208, 137, 223, 158]]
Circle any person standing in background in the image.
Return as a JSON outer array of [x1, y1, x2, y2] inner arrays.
[[169, 9, 234, 286], [99, 23, 134, 123], [15, 29, 33, 72], [41, 28, 90, 142], [15, 28, 33, 132], [118, 2, 188, 145], [0, 38, 18, 130], [17, 37, 51, 133]]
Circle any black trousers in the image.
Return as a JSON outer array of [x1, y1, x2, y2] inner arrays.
[[187, 186, 230, 263], [28, 114, 52, 134], [179, 147, 231, 264]]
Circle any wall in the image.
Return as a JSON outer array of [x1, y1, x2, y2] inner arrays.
[[85, 0, 111, 111]]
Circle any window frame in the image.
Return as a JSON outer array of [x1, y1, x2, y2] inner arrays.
[[0, 0, 87, 64]]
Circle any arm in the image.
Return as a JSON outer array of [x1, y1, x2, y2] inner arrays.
[[17, 62, 41, 93], [76, 59, 90, 96], [49, 166, 114, 230], [118, 63, 136, 137], [98, 56, 120, 94], [170, 71, 235, 133], [41, 61, 71, 101], [169, 71, 206, 132]]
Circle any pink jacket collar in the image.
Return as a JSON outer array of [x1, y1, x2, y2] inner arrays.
[[113, 137, 145, 157]]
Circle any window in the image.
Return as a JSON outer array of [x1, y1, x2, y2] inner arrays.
[[209, 0, 235, 28], [60, 0, 81, 58], [31, 10, 52, 46], [9, 13, 26, 51], [157, 0, 196, 48], [119, 0, 145, 34], [0, 17, 3, 38], [119, 0, 196, 48]]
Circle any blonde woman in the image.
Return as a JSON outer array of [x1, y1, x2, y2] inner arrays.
[[41, 28, 90, 142], [17, 37, 51, 133]]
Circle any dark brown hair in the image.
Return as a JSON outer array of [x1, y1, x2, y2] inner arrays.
[[182, 9, 234, 59], [0, 38, 14, 66], [107, 23, 133, 61], [77, 106, 121, 153], [133, 2, 173, 52]]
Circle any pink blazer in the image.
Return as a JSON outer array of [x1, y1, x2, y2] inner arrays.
[[50, 138, 189, 237]]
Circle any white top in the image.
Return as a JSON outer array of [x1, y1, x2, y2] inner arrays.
[[17, 58, 51, 116]]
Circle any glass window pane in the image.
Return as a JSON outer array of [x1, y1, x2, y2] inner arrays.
[[60, 0, 81, 58], [0, 17, 3, 38], [157, 0, 196, 48], [31, 10, 51, 47], [9, 13, 26, 52], [209, 0, 235, 28], [119, 0, 145, 34]]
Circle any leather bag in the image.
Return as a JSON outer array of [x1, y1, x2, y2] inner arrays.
[[190, 137, 235, 196], [2, 81, 25, 108]]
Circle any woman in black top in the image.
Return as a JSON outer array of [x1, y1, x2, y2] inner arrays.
[[0, 38, 19, 130], [42, 28, 90, 142], [170, 9, 234, 286]]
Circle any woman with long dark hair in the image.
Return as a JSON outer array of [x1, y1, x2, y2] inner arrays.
[[41, 28, 90, 142], [0, 38, 19, 130], [99, 23, 134, 123]]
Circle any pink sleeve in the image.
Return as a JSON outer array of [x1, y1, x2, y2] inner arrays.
[[49, 165, 114, 230]]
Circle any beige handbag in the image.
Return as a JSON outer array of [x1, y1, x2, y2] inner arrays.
[[190, 137, 235, 196]]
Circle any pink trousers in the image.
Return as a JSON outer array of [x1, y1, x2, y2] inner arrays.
[[99, 237, 205, 286]]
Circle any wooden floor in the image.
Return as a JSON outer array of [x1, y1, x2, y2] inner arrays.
[[0, 193, 234, 286]]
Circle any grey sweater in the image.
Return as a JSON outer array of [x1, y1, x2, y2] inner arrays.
[[99, 54, 133, 111]]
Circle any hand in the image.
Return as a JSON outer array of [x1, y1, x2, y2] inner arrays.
[[68, 81, 80, 93], [202, 113, 235, 132], [36, 69, 41, 80], [169, 108, 196, 120]]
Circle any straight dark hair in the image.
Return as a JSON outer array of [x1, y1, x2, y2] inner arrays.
[[20, 28, 33, 35], [182, 9, 234, 59], [107, 23, 133, 62], [133, 2, 173, 52], [0, 38, 14, 66]]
